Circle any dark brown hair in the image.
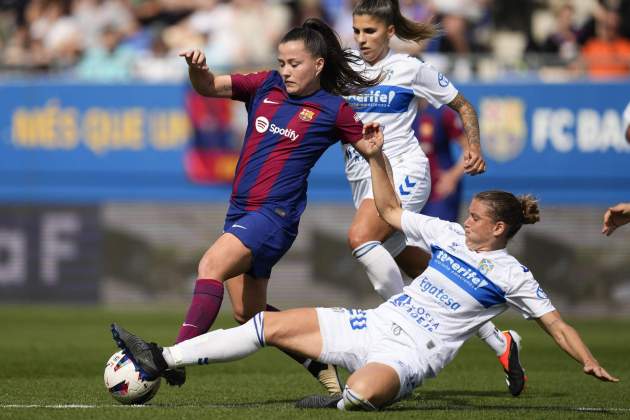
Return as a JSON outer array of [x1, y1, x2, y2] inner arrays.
[[279, 18, 381, 96], [474, 191, 540, 239], [353, 0, 438, 43]]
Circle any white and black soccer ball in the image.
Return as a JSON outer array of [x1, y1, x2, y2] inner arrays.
[[104, 350, 160, 405]]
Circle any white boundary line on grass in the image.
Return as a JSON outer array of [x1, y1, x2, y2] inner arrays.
[[0, 404, 147, 409], [1, 404, 630, 412]]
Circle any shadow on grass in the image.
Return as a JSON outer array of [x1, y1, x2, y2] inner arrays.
[[390, 405, 627, 415], [386, 391, 625, 415]]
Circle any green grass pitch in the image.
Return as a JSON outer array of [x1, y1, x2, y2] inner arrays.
[[1, 305, 628, 419]]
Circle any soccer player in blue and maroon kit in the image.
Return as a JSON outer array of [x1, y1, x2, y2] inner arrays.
[[165, 19, 383, 392], [416, 101, 466, 223]]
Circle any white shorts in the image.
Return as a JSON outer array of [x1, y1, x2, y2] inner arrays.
[[349, 152, 431, 256], [316, 307, 431, 402]]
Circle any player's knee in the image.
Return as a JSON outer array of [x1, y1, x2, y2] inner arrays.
[[258, 311, 282, 346], [347, 225, 375, 250], [197, 253, 220, 279], [232, 306, 259, 325]]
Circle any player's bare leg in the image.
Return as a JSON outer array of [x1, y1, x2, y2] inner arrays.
[[394, 245, 430, 278], [225, 276, 341, 396]]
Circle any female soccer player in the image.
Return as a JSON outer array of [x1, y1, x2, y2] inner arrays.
[[111, 131, 618, 411], [165, 18, 382, 392], [342, 0, 522, 394]]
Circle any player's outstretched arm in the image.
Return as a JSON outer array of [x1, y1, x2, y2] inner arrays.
[[179, 49, 233, 98], [356, 123, 403, 231], [536, 310, 619, 382], [602, 203, 630, 236], [447, 93, 486, 176]]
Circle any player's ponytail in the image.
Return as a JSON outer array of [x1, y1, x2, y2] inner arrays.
[[519, 194, 540, 226], [475, 191, 540, 240], [353, 0, 438, 43], [279, 18, 381, 96]]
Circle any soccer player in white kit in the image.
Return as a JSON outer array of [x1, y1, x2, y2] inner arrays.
[[342, 0, 523, 394], [110, 125, 618, 411]]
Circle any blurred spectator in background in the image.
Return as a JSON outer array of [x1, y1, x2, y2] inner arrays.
[[332, 0, 358, 48], [539, 2, 581, 65], [130, 0, 199, 27], [133, 27, 187, 81], [75, 24, 134, 81], [424, 0, 492, 80], [580, 6, 630, 78], [2, 0, 630, 81], [416, 99, 466, 222], [289, 0, 331, 28], [164, 0, 290, 71], [27, 0, 82, 68], [72, 0, 135, 52]]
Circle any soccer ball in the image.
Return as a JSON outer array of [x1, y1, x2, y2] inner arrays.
[[104, 350, 161, 405]]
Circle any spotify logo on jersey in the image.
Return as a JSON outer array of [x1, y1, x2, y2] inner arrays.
[[255, 116, 270, 133]]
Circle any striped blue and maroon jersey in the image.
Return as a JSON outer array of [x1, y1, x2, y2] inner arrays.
[[230, 70, 363, 221]]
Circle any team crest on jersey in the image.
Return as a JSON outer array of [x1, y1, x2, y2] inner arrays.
[[478, 258, 494, 275], [298, 108, 315, 122], [479, 98, 527, 162]]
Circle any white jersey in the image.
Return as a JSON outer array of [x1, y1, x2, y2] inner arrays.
[[375, 210, 556, 376], [624, 102, 630, 132], [343, 51, 459, 181]]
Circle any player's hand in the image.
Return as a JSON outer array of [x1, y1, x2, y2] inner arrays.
[[361, 122, 383, 158], [179, 49, 209, 72], [434, 170, 459, 198], [583, 361, 619, 382], [602, 203, 630, 236], [463, 144, 486, 175]]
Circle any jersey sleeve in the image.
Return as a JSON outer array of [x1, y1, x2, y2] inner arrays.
[[230, 71, 271, 102], [401, 210, 457, 250], [623, 101, 630, 132], [334, 101, 363, 144], [505, 269, 556, 319], [413, 61, 458, 108]]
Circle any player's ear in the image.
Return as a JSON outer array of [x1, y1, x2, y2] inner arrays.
[[493, 221, 507, 238], [387, 24, 395, 39], [314, 57, 324, 77]]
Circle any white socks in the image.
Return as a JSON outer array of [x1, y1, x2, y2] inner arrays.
[[353, 241, 404, 300], [337, 385, 377, 411], [476, 321, 507, 356], [162, 312, 265, 367]]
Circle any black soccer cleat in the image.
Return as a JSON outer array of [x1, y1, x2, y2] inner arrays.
[[163, 367, 186, 387], [110, 323, 168, 381], [497, 330, 527, 397], [295, 394, 342, 409]]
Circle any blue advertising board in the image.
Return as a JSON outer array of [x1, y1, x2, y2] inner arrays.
[[458, 82, 630, 203], [0, 81, 628, 204]]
